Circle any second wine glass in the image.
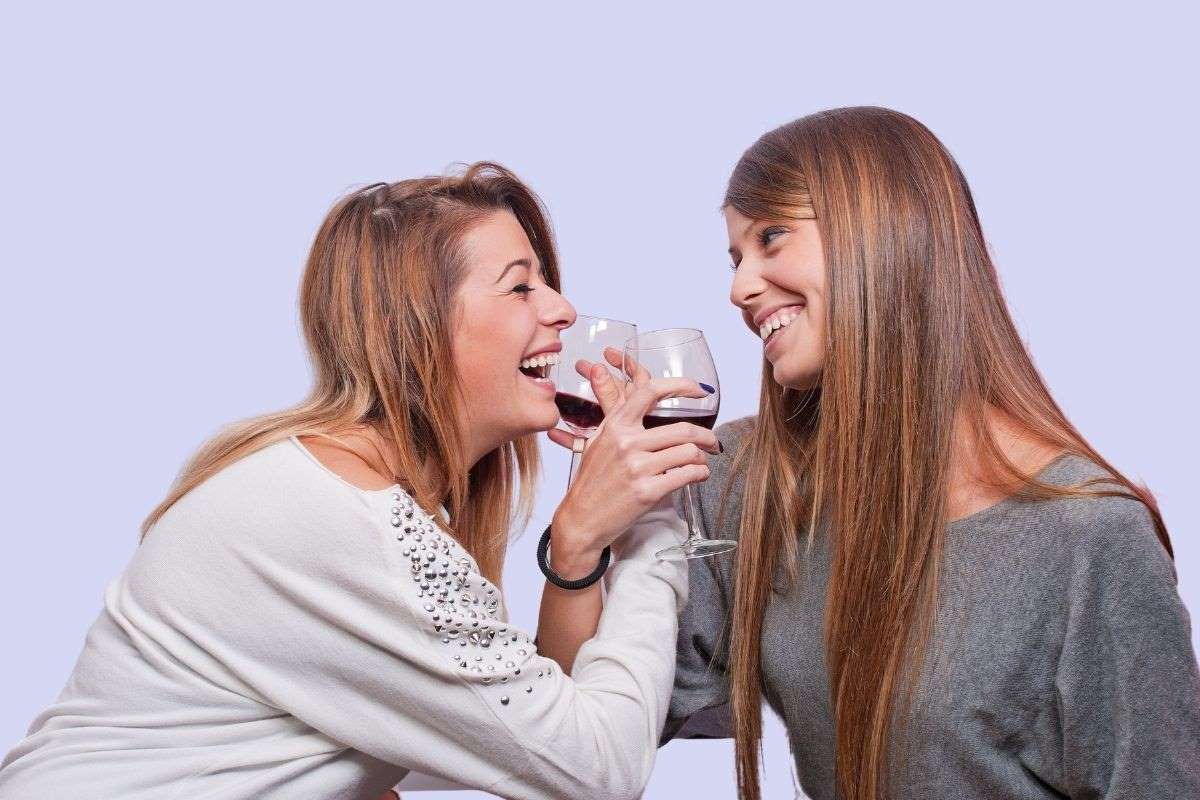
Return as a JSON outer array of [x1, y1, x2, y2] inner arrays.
[[623, 328, 738, 560]]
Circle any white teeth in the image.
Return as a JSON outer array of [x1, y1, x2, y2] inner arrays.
[[758, 308, 802, 342], [520, 353, 560, 370]]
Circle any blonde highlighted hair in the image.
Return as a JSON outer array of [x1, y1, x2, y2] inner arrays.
[[141, 162, 561, 583]]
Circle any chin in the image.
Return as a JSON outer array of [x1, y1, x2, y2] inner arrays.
[[772, 361, 822, 391], [519, 402, 561, 436]]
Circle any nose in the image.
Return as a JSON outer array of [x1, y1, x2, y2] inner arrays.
[[730, 257, 767, 311], [540, 286, 576, 331]]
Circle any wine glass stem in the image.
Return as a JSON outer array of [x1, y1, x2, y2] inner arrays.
[[680, 483, 702, 543], [566, 437, 585, 488]]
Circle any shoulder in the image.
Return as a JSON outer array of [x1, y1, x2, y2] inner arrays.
[[127, 437, 406, 616], [1031, 455, 1174, 588], [146, 437, 382, 557]]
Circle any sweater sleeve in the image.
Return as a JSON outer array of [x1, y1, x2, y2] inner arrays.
[[1055, 498, 1200, 797], [659, 420, 748, 744], [136, 486, 688, 800]]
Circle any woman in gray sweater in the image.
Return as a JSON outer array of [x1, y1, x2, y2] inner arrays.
[[664, 107, 1200, 799]]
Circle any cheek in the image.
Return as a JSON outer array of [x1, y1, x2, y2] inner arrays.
[[455, 303, 535, 393], [452, 308, 505, 392]]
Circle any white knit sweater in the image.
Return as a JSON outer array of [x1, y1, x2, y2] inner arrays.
[[0, 438, 688, 799]]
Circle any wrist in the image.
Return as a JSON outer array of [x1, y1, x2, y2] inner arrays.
[[549, 511, 606, 579], [537, 523, 612, 591]]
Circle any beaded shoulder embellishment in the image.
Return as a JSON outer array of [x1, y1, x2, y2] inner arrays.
[[389, 490, 551, 707]]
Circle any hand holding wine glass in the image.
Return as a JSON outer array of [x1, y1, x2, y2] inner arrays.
[[546, 363, 719, 568]]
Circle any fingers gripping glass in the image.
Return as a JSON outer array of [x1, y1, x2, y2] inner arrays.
[[622, 328, 738, 560], [551, 314, 638, 487]]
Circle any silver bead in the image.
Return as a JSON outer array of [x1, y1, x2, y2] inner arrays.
[[525, 686, 533, 694], [500, 696, 509, 706], [391, 517, 402, 528]]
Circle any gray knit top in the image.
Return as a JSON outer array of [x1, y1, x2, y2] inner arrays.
[[664, 416, 1200, 799]]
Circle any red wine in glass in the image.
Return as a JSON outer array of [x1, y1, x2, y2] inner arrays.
[[641, 408, 718, 430], [554, 392, 606, 431], [557, 393, 718, 431]]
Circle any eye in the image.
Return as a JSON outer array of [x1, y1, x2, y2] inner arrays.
[[758, 226, 788, 247], [511, 283, 535, 296]]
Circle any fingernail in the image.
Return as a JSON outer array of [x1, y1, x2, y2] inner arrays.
[[699, 382, 716, 394]]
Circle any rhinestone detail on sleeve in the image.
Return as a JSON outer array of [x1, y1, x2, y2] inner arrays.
[[390, 489, 550, 706]]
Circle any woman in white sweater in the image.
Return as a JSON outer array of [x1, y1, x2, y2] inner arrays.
[[0, 163, 717, 799]]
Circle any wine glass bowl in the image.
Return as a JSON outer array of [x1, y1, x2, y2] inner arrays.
[[552, 314, 637, 483]]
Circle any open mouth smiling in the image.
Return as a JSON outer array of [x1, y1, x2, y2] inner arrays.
[[518, 352, 559, 383], [756, 304, 805, 346]]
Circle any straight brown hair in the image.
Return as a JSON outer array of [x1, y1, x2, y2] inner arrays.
[[722, 107, 1170, 800], [141, 162, 561, 583]]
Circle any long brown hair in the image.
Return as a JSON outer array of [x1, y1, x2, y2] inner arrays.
[[141, 162, 561, 583], [722, 107, 1171, 800]]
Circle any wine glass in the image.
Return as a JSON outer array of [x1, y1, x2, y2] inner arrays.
[[552, 314, 637, 486], [623, 328, 737, 560]]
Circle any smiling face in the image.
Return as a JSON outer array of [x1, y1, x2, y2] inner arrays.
[[451, 210, 575, 459], [726, 207, 827, 390]]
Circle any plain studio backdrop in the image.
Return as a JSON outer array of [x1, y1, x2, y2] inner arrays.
[[1, 3, 1196, 798]]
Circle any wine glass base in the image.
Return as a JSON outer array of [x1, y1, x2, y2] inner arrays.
[[656, 538, 739, 561]]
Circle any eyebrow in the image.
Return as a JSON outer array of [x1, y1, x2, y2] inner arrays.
[[494, 258, 533, 283]]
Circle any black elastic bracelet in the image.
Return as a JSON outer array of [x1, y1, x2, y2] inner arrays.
[[536, 524, 611, 590]]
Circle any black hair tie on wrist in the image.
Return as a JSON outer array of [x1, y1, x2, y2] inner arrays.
[[537, 524, 611, 590]]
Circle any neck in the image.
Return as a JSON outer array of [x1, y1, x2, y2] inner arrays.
[[945, 405, 1061, 522], [356, 423, 506, 505]]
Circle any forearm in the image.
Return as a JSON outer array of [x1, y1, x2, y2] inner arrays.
[[535, 538, 603, 675]]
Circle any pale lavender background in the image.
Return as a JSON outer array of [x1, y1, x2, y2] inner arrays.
[[1, 3, 1196, 799]]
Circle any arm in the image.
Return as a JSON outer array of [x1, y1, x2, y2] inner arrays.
[[534, 533, 604, 674], [1056, 499, 1200, 797], [170, 490, 689, 800], [661, 419, 748, 743], [535, 358, 719, 675]]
